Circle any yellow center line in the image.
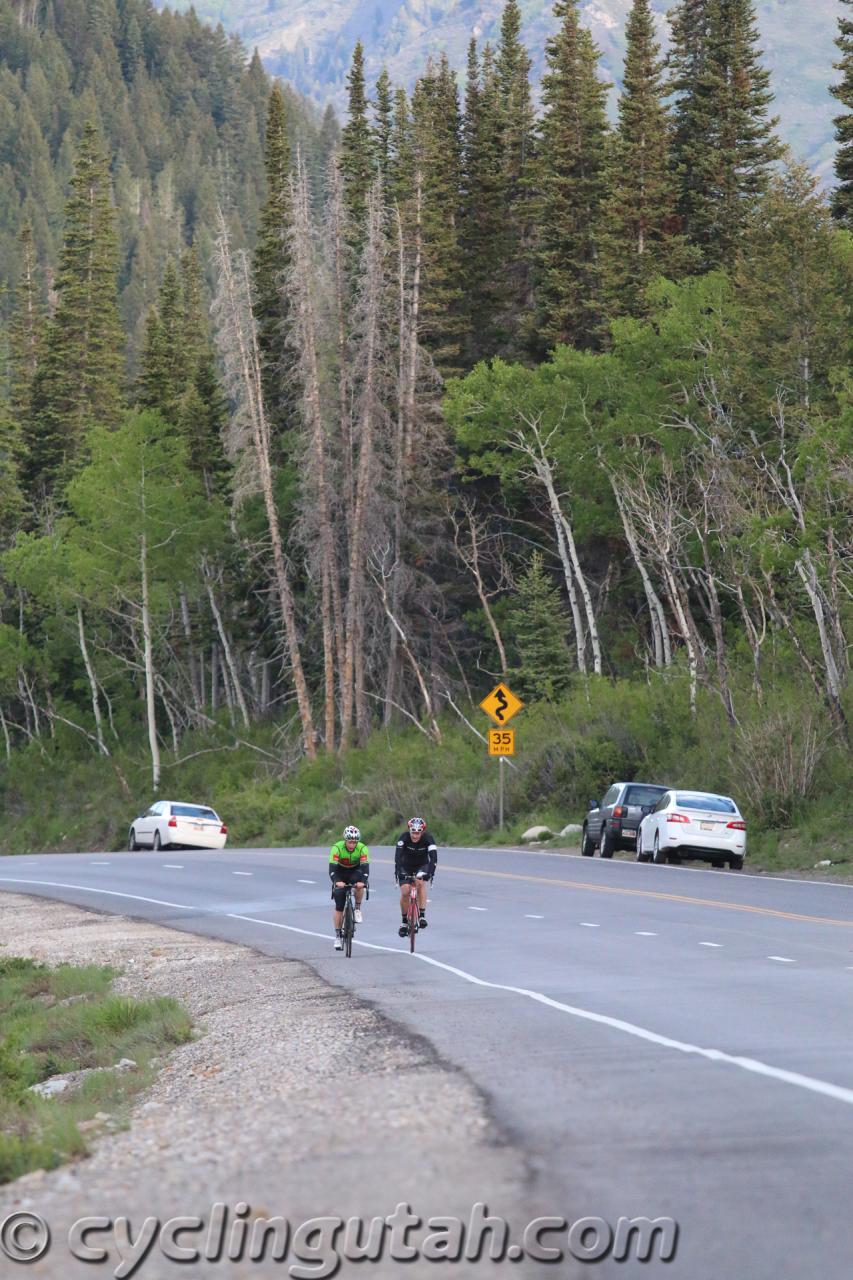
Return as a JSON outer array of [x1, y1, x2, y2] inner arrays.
[[372, 858, 853, 928]]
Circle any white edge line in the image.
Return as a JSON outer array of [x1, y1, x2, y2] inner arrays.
[[232, 871, 253, 876], [768, 956, 796, 963], [635, 931, 657, 936], [699, 942, 723, 948], [525, 914, 544, 919], [297, 879, 316, 884], [579, 922, 599, 928], [224, 912, 853, 1109], [163, 865, 184, 869], [0, 878, 193, 912], [468, 906, 488, 912], [2, 880, 849, 1110]]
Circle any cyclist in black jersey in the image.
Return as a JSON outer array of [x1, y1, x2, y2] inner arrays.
[[394, 817, 437, 937]]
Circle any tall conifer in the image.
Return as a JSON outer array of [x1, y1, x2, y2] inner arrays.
[[252, 84, 292, 438], [831, 0, 853, 225], [340, 42, 375, 245], [669, 0, 781, 267], [603, 0, 691, 316], [536, 0, 610, 351], [462, 40, 506, 360], [26, 122, 124, 494], [496, 0, 536, 350], [412, 56, 467, 375]]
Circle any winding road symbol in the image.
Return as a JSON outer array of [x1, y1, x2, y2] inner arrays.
[[479, 682, 524, 726]]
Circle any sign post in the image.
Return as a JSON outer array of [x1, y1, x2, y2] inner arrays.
[[479, 685, 523, 830]]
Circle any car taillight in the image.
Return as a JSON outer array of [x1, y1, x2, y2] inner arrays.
[[666, 813, 690, 824], [168, 817, 177, 828], [613, 806, 624, 818], [220, 825, 228, 835], [727, 820, 746, 830]]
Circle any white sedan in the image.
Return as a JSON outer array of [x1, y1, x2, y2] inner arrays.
[[128, 800, 228, 852], [637, 790, 746, 870]]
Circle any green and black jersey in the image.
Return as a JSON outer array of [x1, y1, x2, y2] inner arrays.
[[329, 840, 370, 872]]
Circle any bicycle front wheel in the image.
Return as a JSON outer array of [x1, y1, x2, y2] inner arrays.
[[343, 897, 354, 958], [407, 894, 418, 953]]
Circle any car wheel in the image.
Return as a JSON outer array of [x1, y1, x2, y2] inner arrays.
[[581, 826, 595, 857], [637, 843, 651, 863], [728, 856, 743, 871], [128, 829, 138, 852], [152, 831, 162, 852], [600, 831, 616, 859], [652, 833, 669, 865]]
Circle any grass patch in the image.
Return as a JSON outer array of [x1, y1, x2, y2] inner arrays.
[[0, 957, 192, 1184]]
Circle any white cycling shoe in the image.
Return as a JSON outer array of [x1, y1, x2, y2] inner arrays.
[[334, 936, 343, 950], [354, 908, 363, 924]]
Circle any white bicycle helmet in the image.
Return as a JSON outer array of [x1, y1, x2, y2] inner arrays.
[[407, 817, 426, 834], [343, 825, 361, 842]]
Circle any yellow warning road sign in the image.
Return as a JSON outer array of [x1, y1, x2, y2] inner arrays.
[[479, 682, 524, 726], [488, 729, 515, 756]]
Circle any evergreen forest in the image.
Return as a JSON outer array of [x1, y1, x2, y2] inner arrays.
[[0, 0, 852, 869]]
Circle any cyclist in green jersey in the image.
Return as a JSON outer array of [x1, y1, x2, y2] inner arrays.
[[329, 825, 370, 950]]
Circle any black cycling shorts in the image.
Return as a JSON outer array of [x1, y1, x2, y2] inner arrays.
[[398, 859, 431, 884]]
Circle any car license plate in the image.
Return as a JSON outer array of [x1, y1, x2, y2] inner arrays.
[[194, 823, 204, 830], [700, 822, 715, 831], [623, 829, 636, 838]]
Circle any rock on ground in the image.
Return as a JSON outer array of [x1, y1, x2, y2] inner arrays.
[[0, 893, 544, 1279]]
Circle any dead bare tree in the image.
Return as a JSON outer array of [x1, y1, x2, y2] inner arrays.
[[212, 209, 317, 759]]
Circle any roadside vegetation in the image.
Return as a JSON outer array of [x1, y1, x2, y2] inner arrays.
[[0, 670, 847, 878], [0, 957, 193, 1184]]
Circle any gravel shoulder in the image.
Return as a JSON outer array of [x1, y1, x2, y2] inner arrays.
[[0, 893, 538, 1279]]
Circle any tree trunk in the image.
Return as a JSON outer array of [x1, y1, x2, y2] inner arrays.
[[140, 531, 161, 792], [340, 186, 384, 748], [77, 605, 108, 755], [607, 469, 669, 666], [213, 215, 316, 758], [207, 583, 250, 728], [179, 590, 202, 711]]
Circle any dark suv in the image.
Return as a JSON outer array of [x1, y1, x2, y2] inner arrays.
[[582, 782, 669, 858]]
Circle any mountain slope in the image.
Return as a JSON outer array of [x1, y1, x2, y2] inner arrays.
[[161, 0, 841, 179]]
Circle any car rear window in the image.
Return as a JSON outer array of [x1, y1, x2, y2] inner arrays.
[[171, 804, 219, 820], [675, 794, 736, 814], [624, 786, 667, 807]]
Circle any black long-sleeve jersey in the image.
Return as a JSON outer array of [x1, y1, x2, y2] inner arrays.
[[394, 830, 438, 880]]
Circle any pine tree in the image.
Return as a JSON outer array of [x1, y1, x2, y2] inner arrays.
[[462, 40, 507, 361], [509, 552, 572, 702], [669, 0, 781, 267], [340, 42, 375, 245], [412, 56, 468, 376], [733, 163, 850, 417], [373, 68, 394, 188], [831, 0, 853, 225], [25, 122, 124, 494], [389, 87, 415, 208], [536, 0, 611, 351], [8, 224, 43, 429], [496, 0, 536, 351], [603, 0, 692, 317], [180, 247, 228, 494], [252, 84, 293, 440], [138, 260, 185, 420]]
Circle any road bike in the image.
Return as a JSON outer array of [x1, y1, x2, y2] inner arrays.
[[400, 871, 429, 953], [338, 881, 368, 958]]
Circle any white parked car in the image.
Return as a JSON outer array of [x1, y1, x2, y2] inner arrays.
[[128, 800, 228, 852], [637, 790, 746, 870]]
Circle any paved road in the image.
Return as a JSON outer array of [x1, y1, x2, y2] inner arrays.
[[3, 846, 853, 1278]]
